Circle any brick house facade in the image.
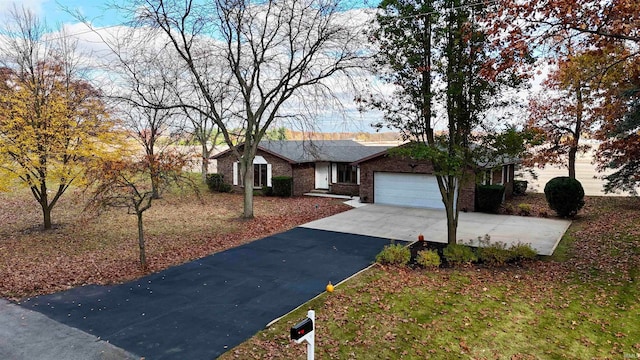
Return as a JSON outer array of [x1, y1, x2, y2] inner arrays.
[[213, 140, 518, 211], [356, 148, 519, 212], [216, 149, 315, 196], [480, 164, 516, 198], [212, 140, 391, 197], [358, 154, 477, 212]]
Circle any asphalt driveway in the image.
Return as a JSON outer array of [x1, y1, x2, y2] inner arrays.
[[6, 203, 570, 359], [15, 228, 391, 360], [301, 204, 572, 256]]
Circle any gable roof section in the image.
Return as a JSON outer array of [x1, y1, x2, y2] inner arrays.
[[260, 140, 393, 163], [211, 140, 393, 164]]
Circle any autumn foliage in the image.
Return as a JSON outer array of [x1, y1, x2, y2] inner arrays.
[[494, 0, 639, 188], [525, 46, 630, 178], [0, 192, 350, 300], [86, 152, 194, 270], [0, 61, 122, 229]]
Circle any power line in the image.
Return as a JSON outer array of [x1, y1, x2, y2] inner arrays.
[[377, 0, 499, 21], [40, 23, 126, 43]]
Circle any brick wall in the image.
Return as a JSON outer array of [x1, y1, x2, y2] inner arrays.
[[292, 164, 315, 196], [330, 183, 359, 196], [504, 164, 515, 199], [359, 154, 476, 211], [214, 150, 293, 193], [216, 155, 235, 190]]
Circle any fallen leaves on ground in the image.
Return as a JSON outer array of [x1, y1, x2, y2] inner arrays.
[[220, 194, 640, 359], [0, 190, 350, 300]]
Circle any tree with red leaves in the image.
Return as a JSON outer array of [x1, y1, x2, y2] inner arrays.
[[86, 152, 197, 270], [497, 0, 639, 187], [525, 43, 629, 178], [595, 64, 640, 194]]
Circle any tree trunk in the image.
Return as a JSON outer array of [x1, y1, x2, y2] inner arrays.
[[148, 152, 161, 199], [241, 157, 254, 219], [569, 81, 584, 179], [446, 212, 457, 245], [151, 171, 161, 199], [37, 183, 53, 230], [201, 143, 210, 183], [136, 211, 147, 271], [568, 147, 577, 179], [445, 177, 458, 245], [41, 202, 52, 230]]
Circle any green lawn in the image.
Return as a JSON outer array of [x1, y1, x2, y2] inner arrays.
[[221, 195, 640, 359]]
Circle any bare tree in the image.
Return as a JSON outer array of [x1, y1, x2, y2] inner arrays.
[[183, 107, 221, 183], [116, 77, 183, 199], [101, 0, 370, 218]]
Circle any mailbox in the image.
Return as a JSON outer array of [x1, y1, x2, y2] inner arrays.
[[290, 317, 313, 341]]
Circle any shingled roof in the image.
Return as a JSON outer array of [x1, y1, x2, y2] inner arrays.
[[212, 140, 393, 163], [260, 140, 392, 163]]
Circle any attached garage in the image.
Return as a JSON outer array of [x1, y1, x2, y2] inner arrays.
[[374, 172, 444, 209]]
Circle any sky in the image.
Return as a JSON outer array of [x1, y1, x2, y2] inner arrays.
[[0, 0, 123, 27], [0, 0, 538, 135], [0, 0, 394, 134]]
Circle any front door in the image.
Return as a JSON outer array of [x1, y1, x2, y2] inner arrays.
[[315, 162, 329, 189]]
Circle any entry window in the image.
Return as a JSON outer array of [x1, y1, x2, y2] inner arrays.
[[233, 157, 271, 187], [337, 163, 357, 184], [254, 163, 268, 188]]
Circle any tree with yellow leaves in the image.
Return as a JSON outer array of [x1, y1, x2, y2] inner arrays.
[[0, 8, 123, 229]]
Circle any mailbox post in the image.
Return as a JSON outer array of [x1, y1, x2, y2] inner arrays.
[[290, 310, 315, 360]]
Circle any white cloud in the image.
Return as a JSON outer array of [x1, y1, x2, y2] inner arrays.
[[0, 0, 47, 16]]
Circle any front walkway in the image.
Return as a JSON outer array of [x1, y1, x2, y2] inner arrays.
[[301, 204, 572, 256]]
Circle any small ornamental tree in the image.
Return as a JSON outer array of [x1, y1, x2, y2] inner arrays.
[[544, 176, 585, 218], [86, 152, 197, 271]]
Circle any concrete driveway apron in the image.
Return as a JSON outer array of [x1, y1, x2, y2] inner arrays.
[[17, 227, 391, 360], [301, 204, 571, 256]]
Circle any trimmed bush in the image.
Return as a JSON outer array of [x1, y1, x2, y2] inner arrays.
[[544, 177, 585, 217], [206, 173, 231, 193], [376, 244, 411, 265], [443, 244, 478, 265], [262, 186, 274, 196], [416, 249, 441, 268], [518, 203, 532, 216], [477, 240, 513, 266], [513, 180, 528, 195], [509, 242, 537, 261], [476, 184, 506, 214], [272, 176, 293, 197]]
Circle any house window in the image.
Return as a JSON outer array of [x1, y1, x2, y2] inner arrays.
[[482, 170, 492, 185], [337, 163, 357, 184], [502, 165, 510, 184], [233, 156, 271, 187], [254, 163, 268, 188]]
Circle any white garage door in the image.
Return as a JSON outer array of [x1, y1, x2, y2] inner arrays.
[[374, 172, 444, 209]]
